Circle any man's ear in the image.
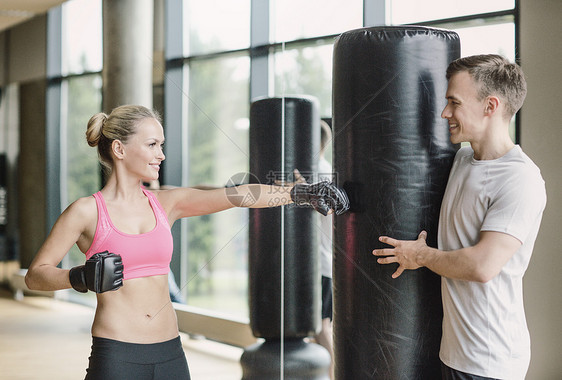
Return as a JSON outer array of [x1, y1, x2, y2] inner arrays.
[[484, 96, 500, 116], [112, 140, 125, 160]]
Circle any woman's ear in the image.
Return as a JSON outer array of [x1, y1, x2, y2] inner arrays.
[[112, 140, 126, 160]]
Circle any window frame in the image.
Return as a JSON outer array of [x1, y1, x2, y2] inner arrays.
[[42, 0, 520, 342]]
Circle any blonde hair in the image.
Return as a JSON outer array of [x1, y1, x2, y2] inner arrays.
[[86, 105, 161, 174]]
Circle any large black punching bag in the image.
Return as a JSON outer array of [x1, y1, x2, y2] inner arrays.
[[241, 97, 330, 379], [332, 26, 460, 379]]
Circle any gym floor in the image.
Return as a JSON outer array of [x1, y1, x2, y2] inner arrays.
[[0, 286, 243, 380]]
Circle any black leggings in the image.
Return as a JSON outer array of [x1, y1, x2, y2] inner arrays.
[[85, 336, 191, 380], [321, 276, 333, 321]]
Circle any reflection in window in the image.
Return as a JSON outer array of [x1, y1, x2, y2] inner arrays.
[[62, 0, 102, 75], [273, 0, 362, 42], [64, 74, 102, 269], [166, 0, 518, 320], [273, 42, 334, 117], [184, 54, 250, 317], [389, 0, 514, 24], [184, 0, 250, 56]]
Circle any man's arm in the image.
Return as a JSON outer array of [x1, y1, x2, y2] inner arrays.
[[372, 230, 521, 282]]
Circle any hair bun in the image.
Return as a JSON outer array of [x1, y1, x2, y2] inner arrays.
[[85, 112, 108, 147]]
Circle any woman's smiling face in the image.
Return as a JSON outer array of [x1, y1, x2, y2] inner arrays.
[[122, 118, 166, 181]]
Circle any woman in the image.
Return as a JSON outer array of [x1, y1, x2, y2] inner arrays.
[[24, 105, 348, 380]]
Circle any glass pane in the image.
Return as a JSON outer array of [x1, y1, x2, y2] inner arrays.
[[452, 22, 516, 140], [184, 54, 250, 317], [184, 0, 250, 56], [273, 0, 362, 42], [389, 0, 515, 24], [273, 42, 334, 117], [454, 22, 515, 59], [64, 74, 103, 269], [62, 0, 102, 75]]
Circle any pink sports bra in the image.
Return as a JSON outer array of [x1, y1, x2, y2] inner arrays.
[[85, 189, 173, 280]]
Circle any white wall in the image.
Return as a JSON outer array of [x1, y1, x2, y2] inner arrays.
[[520, 0, 562, 378]]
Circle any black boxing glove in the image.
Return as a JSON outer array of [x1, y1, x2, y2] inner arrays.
[[69, 251, 124, 293], [290, 181, 350, 216]]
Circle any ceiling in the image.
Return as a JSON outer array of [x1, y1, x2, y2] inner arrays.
[[0, 0, 69, 33]]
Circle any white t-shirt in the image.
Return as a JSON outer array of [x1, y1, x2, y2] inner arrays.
[[438, 145, 546, 379], [317, 158, 333, 278]]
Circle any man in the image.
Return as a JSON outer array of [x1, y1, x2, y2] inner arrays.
[[294, 120, 335, 379], [372, 54, 546, 380], [315, 120, 335, 379]]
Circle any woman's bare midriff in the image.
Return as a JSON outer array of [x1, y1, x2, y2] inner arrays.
[[91, 274, 179, 343]]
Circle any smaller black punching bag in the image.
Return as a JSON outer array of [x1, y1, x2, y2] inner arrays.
[[240, 97, 330, 380]]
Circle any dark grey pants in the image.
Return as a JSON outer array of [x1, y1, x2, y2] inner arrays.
[[85, 336, 190, 380], [441, 362, 499, 380]]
